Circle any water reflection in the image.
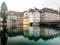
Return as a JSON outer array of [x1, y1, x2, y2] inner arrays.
[[7, 26, 23, 37], [1, 32, 8, 45], [23, 26, 40, 41], [0, 25, 60, 45], [23, 26, 60, 41], [40, 27, 60, 40], [0, 24, 8, 45]]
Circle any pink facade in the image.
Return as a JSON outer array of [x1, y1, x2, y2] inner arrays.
[[16, 12, 23, 27]]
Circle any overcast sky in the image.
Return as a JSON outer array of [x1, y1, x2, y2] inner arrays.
[[0, 0, 60, 12]]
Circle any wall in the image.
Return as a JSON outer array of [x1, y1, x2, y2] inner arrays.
[[23, 12, 30, 25], [40, 12, 60, 22], [7, 15, 16, 27]]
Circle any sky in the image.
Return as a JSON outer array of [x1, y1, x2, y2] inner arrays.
[[0, 0, 60, 12]]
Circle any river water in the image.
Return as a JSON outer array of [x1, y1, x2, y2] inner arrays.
[[0, 25, 60, 45]]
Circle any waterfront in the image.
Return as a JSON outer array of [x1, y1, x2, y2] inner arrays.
[[0, 26, 60, 45]]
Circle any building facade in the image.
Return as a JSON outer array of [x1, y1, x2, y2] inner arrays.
[[7, 11, 23, 28], [16, 12, 23, 27], [7, 11, 17, 28], [29, 8, 40, 26], [23, 11, 30, 25], [40, 8, 60, 23]]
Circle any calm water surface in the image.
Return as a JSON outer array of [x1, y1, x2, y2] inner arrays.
[[0, 25, 60, 45]]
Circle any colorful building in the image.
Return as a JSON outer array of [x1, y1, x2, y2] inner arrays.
[[23, 11, 30, 25], [16, 12, 23, 27]]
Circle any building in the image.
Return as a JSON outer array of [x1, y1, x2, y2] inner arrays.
[[40, 8, 60, 23], [7, 11, 23, 28], [23, 11, 30, 25], [16, 12, 23, 27], [29, 8, 40, 26], [7, 11, 17, 28], [23, 8, 40, 26]]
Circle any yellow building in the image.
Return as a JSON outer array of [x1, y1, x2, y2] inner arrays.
[[23, 11, 30, 25]]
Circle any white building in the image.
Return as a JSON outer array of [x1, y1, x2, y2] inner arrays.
[[29, 8, 40, 26]]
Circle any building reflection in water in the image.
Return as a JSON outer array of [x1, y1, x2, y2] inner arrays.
[[0, 25, 60, 45], [23, 25, 60, 41], [7, 26, 23, 37], [40, 27, 60, 40]]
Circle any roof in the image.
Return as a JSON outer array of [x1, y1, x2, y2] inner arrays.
[[7, 11, 23, 16], [40, 8, 59, 14], [28, 8, 40, 12]]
